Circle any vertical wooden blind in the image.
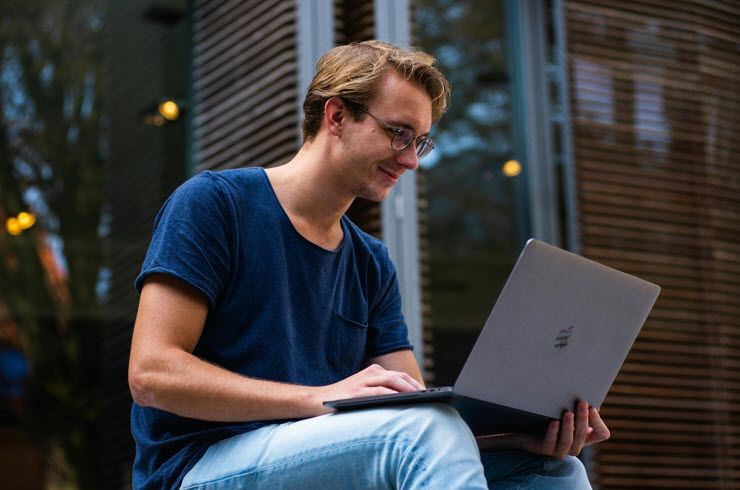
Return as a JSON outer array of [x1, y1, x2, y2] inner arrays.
[[566, 1, 740, 487], [335, 0, 376, 45], [192, 0, 300, 171]]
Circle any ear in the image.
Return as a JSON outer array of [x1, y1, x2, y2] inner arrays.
[[323, 97, 346, 137]]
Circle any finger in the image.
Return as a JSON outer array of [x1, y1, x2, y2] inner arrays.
[[359, 363, 386, 376], [586, 407, 610, 444], [358, 367, 423, 391], [399, 372, 425, 391], [357, 364, 425, 390], [587, 407, 610, 444], [389, 372, 422, 392], [570, 401, 590, 455], [365, 372, 419, 393], [555, 411, 574, 458], [541, 420, 559, 454], [385, 370, 425, 391], [361, 386, 398, 397]]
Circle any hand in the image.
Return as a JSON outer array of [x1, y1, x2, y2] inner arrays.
[[311, 364, 425, 415], [477, 401, 610, 458]]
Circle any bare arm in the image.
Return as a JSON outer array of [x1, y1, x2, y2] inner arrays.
[[128, 275, 423, 422]]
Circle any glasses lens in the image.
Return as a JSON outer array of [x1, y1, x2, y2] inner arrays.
[[391, 128, 415, 151], [416, 138, 434, 158]]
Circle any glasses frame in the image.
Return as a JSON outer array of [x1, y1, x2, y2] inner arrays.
[[352, 104, 435, 159]]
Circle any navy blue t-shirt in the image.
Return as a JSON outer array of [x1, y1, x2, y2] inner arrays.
[[131, 168, 412, 489]]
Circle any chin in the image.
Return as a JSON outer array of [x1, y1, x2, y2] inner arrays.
[[355, 185, 392, 202], [357, 192, 388, 203]]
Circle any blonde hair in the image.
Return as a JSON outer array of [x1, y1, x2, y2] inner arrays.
[[301, 40, 450, 141]]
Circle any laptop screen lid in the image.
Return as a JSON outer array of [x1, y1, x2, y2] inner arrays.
[[453, 239, 660, 420]]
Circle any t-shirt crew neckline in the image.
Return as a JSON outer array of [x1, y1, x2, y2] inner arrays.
[[258, 167, 347, 254]]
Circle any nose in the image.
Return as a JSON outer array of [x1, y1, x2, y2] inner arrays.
[[396, 144, 419, 171]]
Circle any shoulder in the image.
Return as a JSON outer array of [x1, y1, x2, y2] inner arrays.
[[185, 167, 264, 195], [167, 167, 265, 209]]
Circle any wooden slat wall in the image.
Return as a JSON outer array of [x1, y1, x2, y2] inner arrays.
[[565, 1, 740, 487], [192, 0, 300, 171], [102, 1, 189, 487], [335, 0, 376, 45], [416, 170, 435, 381]]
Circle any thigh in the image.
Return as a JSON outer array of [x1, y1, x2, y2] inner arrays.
[[181, 412, 392, 490], [181, 404, 485, 490]]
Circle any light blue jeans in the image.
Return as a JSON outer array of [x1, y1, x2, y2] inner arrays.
[[181, 404, 591, 489]]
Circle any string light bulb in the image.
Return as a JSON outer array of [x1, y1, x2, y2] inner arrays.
[[17, 211, 36, 230], [4, 211, 36, 236], [158, 100, 180, 121], [5, 217, 22, 236]]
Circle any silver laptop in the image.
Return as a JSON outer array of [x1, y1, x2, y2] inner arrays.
[[324, 239, 661, 435]]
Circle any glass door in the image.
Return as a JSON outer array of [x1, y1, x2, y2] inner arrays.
[[415, 0, 530, 386]]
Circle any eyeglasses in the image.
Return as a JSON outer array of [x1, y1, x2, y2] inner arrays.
[[356, 107, 435, 159]]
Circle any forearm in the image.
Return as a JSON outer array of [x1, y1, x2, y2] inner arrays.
[[129, 348, 326, 422]]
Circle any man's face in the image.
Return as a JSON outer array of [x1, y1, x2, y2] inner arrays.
[[342, 70, 433, 202]]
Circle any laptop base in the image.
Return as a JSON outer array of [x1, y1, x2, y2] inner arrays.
[[324, 390, 554, 437]]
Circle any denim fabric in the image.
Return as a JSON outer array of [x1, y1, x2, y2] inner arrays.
[[481, 450, 591, 489], [181, 405, 591, 490]]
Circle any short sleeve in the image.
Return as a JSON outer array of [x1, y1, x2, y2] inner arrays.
[[135, 172, 233, 308], [366, 252, 414, 357]]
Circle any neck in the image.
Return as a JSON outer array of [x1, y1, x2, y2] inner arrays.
[[265, 139, 354, 233]]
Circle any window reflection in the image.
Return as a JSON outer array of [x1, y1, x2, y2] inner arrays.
[[0, 1, 188, 487], [416, 0, 524, 386]]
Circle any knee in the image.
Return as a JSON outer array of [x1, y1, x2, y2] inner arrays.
[[547, 455, 590, 488], [557, 455, 588, 476]]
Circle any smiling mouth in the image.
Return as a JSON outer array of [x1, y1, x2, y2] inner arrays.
[[379, 167, 399, 180]]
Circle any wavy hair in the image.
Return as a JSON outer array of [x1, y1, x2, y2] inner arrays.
[[301, 40, 450, 142]]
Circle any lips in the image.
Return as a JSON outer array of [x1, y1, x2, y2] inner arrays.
[[379, 167, 400, 181]]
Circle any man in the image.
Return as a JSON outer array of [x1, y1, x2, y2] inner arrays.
[[129, 40, 609, 489]]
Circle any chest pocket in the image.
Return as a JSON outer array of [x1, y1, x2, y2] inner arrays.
[[329, 308, 369, 378]]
